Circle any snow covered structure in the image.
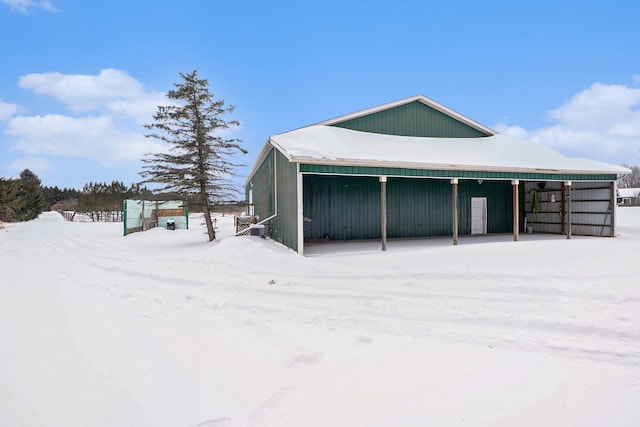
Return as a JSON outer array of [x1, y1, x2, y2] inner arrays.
[[617, 188, 640, 206], [245, 95, 629, 255], [123, 199, 188, 236]]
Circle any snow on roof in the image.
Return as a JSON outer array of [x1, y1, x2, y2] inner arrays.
[[269, 125, 630, 176], [618, 188, 640, 197]]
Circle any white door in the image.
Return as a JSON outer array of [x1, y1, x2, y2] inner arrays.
[[471, 197, 487, 235]]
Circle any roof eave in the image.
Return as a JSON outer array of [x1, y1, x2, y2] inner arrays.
[[243, 138, 298, 188], [292, 157, 623, 178], [243, 140, 273, 188]]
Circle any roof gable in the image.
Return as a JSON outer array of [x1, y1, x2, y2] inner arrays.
[[318, 95, 496, 138]]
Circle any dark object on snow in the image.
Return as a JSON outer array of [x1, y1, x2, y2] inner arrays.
[[166, 220, 175, 230], [249, 224, 265, 238]]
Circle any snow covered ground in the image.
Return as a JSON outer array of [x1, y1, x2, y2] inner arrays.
[[1, 208, 639, 426]]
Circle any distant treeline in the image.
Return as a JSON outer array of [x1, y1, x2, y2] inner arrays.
[[74, 181, 153, 221], [1, 169, 246, 223], [0, 170, 153, 223]]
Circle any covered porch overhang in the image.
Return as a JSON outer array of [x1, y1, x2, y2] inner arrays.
[[268, 125, 628, 255], [296, 163, 620, 255]]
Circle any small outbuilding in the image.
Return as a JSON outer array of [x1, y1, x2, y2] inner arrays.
[[245, 95, 629, 255], [616, 188, 640, 206], [123, 199, 188, 235]]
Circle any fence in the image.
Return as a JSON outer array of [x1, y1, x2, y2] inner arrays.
[[235, 216, 254, 235], [60, 210, 122, 222], [123, 200, 188, 236]]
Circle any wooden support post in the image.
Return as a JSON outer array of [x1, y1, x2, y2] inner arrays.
[[451, 178, 459, 245], [512, 180, 519, 241], [610, 181, 616, 237], [561, 184, 566, 235], [380, 176, 387, 251], [142, 200, 146, 231], [296, 164, 304, 255], [565, 181, 572, 239]]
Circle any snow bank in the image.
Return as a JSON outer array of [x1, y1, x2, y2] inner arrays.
[[1, 209, 639, 426]]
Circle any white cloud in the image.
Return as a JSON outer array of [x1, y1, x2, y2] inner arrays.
[[105, 93, 169, 125], [494, 123, 528, 140], [495, 81, 640, 165], [7, 114, 165, 166], [18, 68, 165, 124], [547, 83, 640, 129], [0, 99, 20, 121], [5, 69, 173, 170], [2, 0, 57, 13]]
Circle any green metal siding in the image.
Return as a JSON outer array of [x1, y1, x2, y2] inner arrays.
[[387, 179, 452, 237], [457, 180, 513, 234], [331, 101, 489, 138], [303, 175, 381, 241], [388, 178, 512, 238], [247, 149, 274, 219], [249, 155, 613, 248], [299, 164, 617, 182], [302, 176, 513, 241], [246, 148, 299, 252], [272, 149, 298, 251]]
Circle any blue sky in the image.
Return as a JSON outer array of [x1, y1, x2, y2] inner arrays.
[[1, 0, 639, 190]]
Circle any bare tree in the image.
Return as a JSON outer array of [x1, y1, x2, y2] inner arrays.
[[617, 163, 640, 188]]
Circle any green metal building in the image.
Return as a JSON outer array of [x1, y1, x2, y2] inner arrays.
[[245, 95, 629, 255]]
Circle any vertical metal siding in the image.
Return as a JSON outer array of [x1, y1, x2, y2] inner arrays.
[[571, 181, 615, 237], [458, 180, 513, 235], [387, 178, 452, 237], [272, 149, 298, 251], [303, 176, 513, 241], [332, 101, 488, 138], [524, 181, 615, 236], [303, 175, 380, 241], [245, 148, 299, 251], [299, 164, 617, 182], [247, 149, 274, 221]]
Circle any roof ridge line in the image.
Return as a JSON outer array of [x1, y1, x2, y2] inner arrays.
[[315, 94, 497, 136]]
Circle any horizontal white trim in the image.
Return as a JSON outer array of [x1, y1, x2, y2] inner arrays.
[[291, 157, 624, 177]]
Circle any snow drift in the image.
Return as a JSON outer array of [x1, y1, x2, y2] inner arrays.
[[1, 208, 639, 426]]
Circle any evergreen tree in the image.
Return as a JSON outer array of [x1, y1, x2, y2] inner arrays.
[[12, 169, 47, 221], [75, 180, 153, 221], [140, 70, 246, 241], [0, 178, 21, 222], [43, 185, 81, 209], [126, 182, 153, 199]]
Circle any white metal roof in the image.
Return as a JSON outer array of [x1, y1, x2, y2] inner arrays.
[[268, 125, 630, 176]]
